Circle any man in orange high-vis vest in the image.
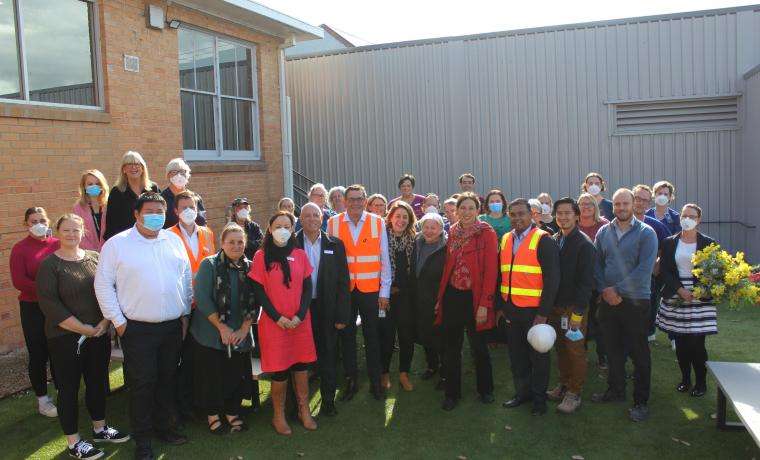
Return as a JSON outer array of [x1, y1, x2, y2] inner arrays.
[[327, 184, 392, 401], [168, 190, 215, 422], [498, 198, 560, 416]]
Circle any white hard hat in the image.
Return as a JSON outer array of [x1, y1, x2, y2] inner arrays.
[[527, 324, 556, 353]]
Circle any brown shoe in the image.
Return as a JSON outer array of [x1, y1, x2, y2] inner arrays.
[[546, 384, 566, 402], [399, 372, 414, 392], [381, 373, 391, 390], [557, 392, 581, 414], [293, 371, 317, 431], [270, 380, 292, 435]]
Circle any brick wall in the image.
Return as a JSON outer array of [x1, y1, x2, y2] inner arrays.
[[0, 0, 286, 352]]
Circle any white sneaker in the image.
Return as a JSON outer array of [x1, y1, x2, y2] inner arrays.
[[647, 333, 656, 342], [38, 398, 58, 417], [671, 339, 676, 351]]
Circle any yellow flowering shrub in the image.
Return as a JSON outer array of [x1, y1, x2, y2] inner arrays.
[[690, 243, 760, 309]]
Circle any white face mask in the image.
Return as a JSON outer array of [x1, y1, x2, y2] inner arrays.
[[655, 194, 670, 207], [236, 209, 250, 220], [541, 203, 552, 215], [587, 184, 601, 196], [681, 217, 698, 231], [30, 223, 49, 238], [272, 228, 291, 246], [170, 174, 189, 188], [179, 208, 197, 225], [425, 206, 438, 214]]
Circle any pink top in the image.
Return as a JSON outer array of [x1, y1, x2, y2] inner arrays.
[[579, 217, 609, 241], [73, 201, 107, 251], [389, 194, 426, 219], [10, 235, 60, 302]]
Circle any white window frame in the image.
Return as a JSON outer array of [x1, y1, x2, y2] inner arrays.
[[0, 0, 104, 110], [179, 25, 261, 161]]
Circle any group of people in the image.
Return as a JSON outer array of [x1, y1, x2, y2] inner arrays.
[[10, 151, 719, 460]]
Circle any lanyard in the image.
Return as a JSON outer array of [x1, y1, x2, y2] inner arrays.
[[89, 203, 102, 237]]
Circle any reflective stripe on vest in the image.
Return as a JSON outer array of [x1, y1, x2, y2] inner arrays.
[[499, 227, 547, 307], [169, 225, 215, 276], [328, 212, 382, 292]]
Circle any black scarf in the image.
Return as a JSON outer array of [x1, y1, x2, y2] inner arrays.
[[213, 250, 257, 323], [264, 235, 296, 288]]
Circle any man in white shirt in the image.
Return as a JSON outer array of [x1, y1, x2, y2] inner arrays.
[[95, 192, 192, 460]]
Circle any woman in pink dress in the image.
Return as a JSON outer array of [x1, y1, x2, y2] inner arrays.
[[249, 211, 317, 436]]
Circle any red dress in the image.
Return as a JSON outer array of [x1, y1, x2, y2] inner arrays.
[[249, 248, 316, 373]]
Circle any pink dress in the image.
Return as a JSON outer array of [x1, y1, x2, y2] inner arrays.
[[249, 248, 316, 373]]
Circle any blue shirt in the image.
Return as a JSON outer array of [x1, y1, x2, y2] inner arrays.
[[599, 198, 614, 221], [594, 217, 658, 300], [641, 215, 670, 247], [645, 207, 681, 236]]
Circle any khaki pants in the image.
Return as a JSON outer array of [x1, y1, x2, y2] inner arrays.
[[548, 305, 588, 395]]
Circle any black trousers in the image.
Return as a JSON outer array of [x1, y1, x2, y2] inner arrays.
[[120, 319, 182, 447], [340, 289, 382, 385], [649, 277, 663, 336], [48, 334, 110, 435], [20, 301, 55, 397], [585, 292, 606, 363], [175, 332, 194, 418], [379, 291, 415, 374], [191, 337, 247, 416], [441, 286, 493, 400], [598, 298, 651, 405], [675, 335, 708, 387], [505, 304, 550, 404], [310, 299, 339, 403]]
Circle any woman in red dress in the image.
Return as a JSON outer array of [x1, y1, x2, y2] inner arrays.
[[249, 211, 317, 435]]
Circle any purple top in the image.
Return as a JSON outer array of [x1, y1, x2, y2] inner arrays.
[[389, 194, 426, 219]]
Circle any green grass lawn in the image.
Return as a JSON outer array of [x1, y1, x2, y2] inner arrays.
[[2, 308, 759, 459]]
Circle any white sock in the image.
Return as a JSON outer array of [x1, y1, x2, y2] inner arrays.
[[94, 425, 105, 434]]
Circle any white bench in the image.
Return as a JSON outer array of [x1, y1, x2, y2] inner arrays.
[[706, 361, 760, 447]]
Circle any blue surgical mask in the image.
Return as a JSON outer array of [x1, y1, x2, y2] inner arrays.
[[85, 185, 102, 197], [142, 213, 165, 231], [488, 202, 503, 214], [565, 328, 584, 342]]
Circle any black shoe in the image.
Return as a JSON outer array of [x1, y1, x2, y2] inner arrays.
[[435, 378, 446, 391], [133, 445, 154, 460], [340, 377, 358, 402], [479, 393, 495, 404], [155, 429, 187, 446], [690, 385, 706, 398], [441, 398, 458, 411], [676, 381, 691, 393], [371, 382, 385, 401], [629, 404, 650, 422], [531, 402, 548, 416], [93, 425, 130, 444], [321, 401, 338, 416], [502, 396, 531, 409], [421, 368, 437, 380], [68, 440, 104, 459], [591, 389, 625, 403]]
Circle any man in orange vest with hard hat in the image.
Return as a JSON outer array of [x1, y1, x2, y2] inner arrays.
[[498, 198, 560, 416], [327, 184, 392, 401], [168, 190, 215, 423]]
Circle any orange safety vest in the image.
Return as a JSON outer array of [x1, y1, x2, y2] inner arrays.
[[499, 227, 547, 307], [169, 224, 216, 275], [328, 212, 382, 293]]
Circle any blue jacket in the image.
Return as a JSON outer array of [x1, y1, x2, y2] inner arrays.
[[645, 207, 682, 236], [642, 215, 670, 247], [594, 217, 658, 300]]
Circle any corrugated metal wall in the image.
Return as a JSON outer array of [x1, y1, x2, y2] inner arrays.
[[286, 7, 760, 257]]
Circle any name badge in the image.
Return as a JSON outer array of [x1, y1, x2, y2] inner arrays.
[[287, 256, 295, 261], [324, 250, 334, 254], [561, 315, 569, 330]]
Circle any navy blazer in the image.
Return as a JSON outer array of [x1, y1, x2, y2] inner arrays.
[[295, 230, 351, 325]]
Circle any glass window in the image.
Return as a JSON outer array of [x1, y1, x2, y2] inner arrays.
[[0, 0, 21, 99]]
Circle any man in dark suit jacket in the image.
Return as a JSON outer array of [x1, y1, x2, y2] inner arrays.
[[296, 203, 350, 416]]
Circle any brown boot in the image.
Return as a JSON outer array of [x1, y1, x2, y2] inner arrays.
[[399, 372, 414, 391], [270, 380, 292, 435], [557, 392, 582, 414], [293, 371, 317, 431], [546, 384, 566, 402], [381, 373, 391, 389]]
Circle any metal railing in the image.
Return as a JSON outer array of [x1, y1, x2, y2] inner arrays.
[[293, 170, 316, 208]]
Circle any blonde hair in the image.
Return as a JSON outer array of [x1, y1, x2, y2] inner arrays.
[[385, 200, 417, 238], [54, 213, 84, 232], [366, 193, 388, 212], [115, 151, 151, 193], [220, 222, 246, 244], [578, 193, 601, 223], [78, 169, 110, 207], [653, 180, 675, 200]]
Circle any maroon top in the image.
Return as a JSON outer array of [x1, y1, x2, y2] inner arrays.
[[10, 235, 60, 302], [389, 194, 426, 219], [579, 217, 609, 241]]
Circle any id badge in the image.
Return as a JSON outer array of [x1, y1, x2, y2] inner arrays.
[[561, 315, 569, 330]]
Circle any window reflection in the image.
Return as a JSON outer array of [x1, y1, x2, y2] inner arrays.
[[0, 0, 21, 99]]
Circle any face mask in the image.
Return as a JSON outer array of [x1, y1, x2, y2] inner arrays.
[[179, 208, 197, 225], [541, 203, 552, 215], [587, 184, 601, 196], [541, 214, 554, 224], [142, 213, 165, 232], [236, 209, 250, 220], [488, 202, 503, 214], [85, 185, 102, 197], [655, 194, 670, 207], [170, 174, 189, 188], [272, 228, 291, 246], [565, 328, 584, 342], [425, 206, 438, 214], [681, 217, 698, 231], [30, 223, 49, 238]]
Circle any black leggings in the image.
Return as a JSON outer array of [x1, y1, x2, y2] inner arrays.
[[675, 335, 708, 387], [20, 301, 56, 397], [270, 363, 310, 382], [380, 292, 415, 374]]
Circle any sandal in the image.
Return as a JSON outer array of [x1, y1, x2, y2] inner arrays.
[[208, 417, 227, 435], [226, 416, 248, 433]]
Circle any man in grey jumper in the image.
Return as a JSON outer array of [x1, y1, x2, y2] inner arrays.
[[591, 188, 658, 422]]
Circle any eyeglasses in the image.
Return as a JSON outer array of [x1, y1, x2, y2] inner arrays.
[[347, 197, 365, 203], [633, 197, 651, 203], [169, 170, 189, 177]]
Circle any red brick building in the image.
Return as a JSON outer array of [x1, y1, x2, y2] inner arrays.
[[0, 0, 321, 352]]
